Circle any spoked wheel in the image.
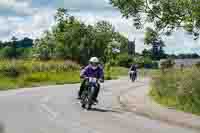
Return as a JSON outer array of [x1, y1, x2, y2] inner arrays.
[[81, 102, 86, 108], [86, 87, 95, 110], [131, 76, 135, 82], [85, 102, 92, 110], [81, 93, 87, 109]]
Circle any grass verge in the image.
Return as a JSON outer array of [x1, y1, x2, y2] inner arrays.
[[149, 67, 200, 116], [0, 62, 128, 90]]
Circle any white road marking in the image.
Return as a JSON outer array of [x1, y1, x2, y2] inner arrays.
[[40, 103, 58, 120]]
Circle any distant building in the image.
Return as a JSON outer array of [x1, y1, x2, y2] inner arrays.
[[128, 39, 135, 55]]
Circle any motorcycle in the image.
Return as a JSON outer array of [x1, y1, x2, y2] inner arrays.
[[129, 71, 137, 82], [80, 77, 101, 110]]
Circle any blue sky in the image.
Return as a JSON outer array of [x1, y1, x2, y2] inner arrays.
[[0, 0, 200, 54]]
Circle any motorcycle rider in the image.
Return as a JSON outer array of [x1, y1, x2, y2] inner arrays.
[[129, 64, 137, 79], [78, 57, 104, 103]]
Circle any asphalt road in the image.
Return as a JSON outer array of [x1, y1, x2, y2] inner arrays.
[[0, 77, 198, 133]]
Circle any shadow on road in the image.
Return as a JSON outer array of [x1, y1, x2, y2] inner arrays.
[[0, 122, 5, 133], [90, 108, 122, 114]]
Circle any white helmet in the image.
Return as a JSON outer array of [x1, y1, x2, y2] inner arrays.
[[89, 57, 99, 63]]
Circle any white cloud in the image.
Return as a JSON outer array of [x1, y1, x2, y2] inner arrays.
[[0, 8, 56, 41], [0, 0, 16, 7], [0, 0, 37, 16], [12, 8, 56, 39]]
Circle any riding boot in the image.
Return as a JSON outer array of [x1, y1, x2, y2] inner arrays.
[[78, 80, 86, 98]]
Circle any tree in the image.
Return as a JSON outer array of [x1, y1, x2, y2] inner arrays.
[[105, 40, 121, 79], [33, 43, 50, 60], [144, 27, 159, 45], [110, 0, 200, 39], [142, 49, 151, 57], [16, 37, 33, 48], [33, 35, 54, 60], [54, 8, 69, 32], [177, 53, 200, 59], [113, 32, 129, 53], [33, 8, 128, 64], [0, 46, 16, 59], [0, 41, 3, 49], [144, 27, 166, 60], [10, 36, 18, 58], [94, 21, 115, 59]]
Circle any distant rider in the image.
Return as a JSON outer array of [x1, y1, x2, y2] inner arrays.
[[129, 64, 137, 79]]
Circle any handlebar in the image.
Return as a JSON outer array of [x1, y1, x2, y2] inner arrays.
[[83, 77, 104, 83]]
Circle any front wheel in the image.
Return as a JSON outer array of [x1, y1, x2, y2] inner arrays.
[[80, 91, 88, 109], [86, 103, 92, 110], [86, 86, 96, 110], [81, 103, 86, 108], [131, 73, 136, 82]]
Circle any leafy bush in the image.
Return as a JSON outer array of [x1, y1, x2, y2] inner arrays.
[[139, 57, 158, 69], [117, 53, 134, 68], [117, 53, 158, 69], [0, 46, 16, 59]]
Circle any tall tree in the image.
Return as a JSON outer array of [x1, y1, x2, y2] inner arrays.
[[33, 8, 127, 64]]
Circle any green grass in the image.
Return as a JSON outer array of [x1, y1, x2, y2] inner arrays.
[[105, 67, 128, 80], [149, 88, 178, 108], [0, 75, 18, 90], [0, 60, 128, 90], [138, 68, 159, 78], [149, 67, 200, 116], [0, 71, 81, 90]]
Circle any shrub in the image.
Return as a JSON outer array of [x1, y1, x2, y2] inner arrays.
[[117, 53, 134, 68], [117, 53, 157, 69]]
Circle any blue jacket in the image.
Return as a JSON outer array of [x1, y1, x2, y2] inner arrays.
[[80, 65, 104, 79]]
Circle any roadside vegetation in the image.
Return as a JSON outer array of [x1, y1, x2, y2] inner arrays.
[[150, 64, 200, 115], [0, 60, 80, 90], [111, 0, 200, 116], [0, 60, 128, 90]]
